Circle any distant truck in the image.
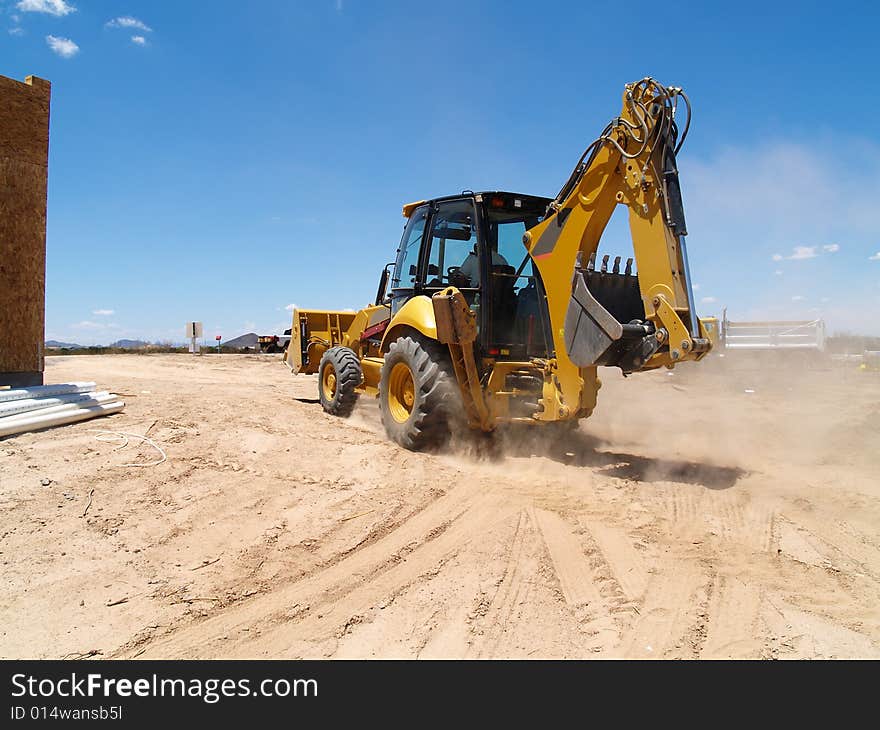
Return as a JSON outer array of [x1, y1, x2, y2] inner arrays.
[[257, 329, 291, 354]]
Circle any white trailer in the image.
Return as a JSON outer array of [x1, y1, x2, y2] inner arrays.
[[720, 309, 826, 352]]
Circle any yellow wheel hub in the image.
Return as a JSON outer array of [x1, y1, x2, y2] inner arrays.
[[387, 362, 416, 423], [322, 366, 337, 400]]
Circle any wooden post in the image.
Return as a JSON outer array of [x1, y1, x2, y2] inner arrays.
[[0, 74, 51, 387]]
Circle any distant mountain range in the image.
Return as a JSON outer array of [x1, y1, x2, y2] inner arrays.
[[45, 339, 149, 349], [110, 339, 150, 349], [44, 334, 260, 350]]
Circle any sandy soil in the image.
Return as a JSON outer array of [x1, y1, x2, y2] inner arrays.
[[1, 353, 879, 659]]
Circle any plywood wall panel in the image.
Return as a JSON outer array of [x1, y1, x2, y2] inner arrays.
[[0, 75, 51, 386]]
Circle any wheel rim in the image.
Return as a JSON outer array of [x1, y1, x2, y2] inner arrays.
[[321, 364, 337, 400], [387, 361, 415, 423]]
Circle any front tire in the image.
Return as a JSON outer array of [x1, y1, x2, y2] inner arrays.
[[318, 347, 362, 417], [379, 336, 458, 450]]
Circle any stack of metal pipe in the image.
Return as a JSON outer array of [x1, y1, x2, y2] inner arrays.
[[0, 382, 125, 438]]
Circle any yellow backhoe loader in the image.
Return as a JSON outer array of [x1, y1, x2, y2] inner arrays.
[[284, 78, 712, 449]]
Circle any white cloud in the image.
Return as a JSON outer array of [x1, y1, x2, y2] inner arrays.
[[692, 283, 701, 291], [791, 295, 805, 302], [17, 0, 75, 16], [771, 246, 816, 261], [870, 252, 880, 261], [701, 296, 717, 304], [823, 244, 840, 253], [285, 303, 298, 311], [92, 309, 114, 316], [105, 16, 152, 32], [46, 35, 79, 58], [820, 297, 831, 303], [774, 270, 783, 276], [131, 35, 146, 46], [789, 246, 817, 260], [9, 27, 24, 36]]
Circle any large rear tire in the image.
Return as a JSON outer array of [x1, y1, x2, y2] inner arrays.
[[379, 336, 458, 450], [318, 346, 362, 417]]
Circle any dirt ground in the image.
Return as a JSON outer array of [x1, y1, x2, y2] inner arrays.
[[1, 353, 879, 659]]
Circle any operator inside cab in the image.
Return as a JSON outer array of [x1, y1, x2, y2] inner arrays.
[[459, 243, 509, 287]]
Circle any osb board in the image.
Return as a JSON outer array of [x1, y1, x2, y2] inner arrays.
[[0, 74, 50, 375], [0, 75, 50, 167]]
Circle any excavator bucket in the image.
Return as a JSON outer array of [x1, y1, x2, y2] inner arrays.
[[565, 271, 622, 366], [564, 253, 659, 373]]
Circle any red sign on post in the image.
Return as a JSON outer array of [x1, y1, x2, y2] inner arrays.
[[215, 335, 222, 341]]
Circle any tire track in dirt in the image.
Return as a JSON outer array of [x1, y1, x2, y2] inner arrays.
[[134, 481, 521, 657], [616, 563, 706, 658], [700, 574, 765, 658], [659, 487, 774, 553], [706, 496, 774, 553], [238, 490, 524, 658], [533, 509, 603, 608], [776, 511, 880, 580], [582, 519, 650, 605], [759, 596, 880, 658], [466, 510, 535, 658], [531, 508, 620, 652]]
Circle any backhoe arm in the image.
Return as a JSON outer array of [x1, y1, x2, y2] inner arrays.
[[523, 78, 711, 418]]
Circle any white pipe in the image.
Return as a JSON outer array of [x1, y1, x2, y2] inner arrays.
[[0, 393, 118, 423], [0, 382, 97, 403], [0, 391, 111, 418], [0, 401, 125, 438], [0, 395, 115, 423]]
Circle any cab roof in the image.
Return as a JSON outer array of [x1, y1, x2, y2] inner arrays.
[[402, 191, 551, 218]]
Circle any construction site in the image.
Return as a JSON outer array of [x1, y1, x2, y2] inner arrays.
[[2, 12, 879, 664], [1, 352, 878, 659]]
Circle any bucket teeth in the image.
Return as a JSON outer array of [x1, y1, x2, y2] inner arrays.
[[612, 256, 621, 274], [601, 254, 609, 273], [587, 252, 596, 272], [625, 257, 633, 276]]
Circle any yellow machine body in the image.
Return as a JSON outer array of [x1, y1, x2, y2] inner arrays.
[[284, 78, 712, 444]]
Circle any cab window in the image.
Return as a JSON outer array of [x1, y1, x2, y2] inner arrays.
[[485, 205, 548, 354], [392, 206, 428, 292], [424, 200, 479, 290]]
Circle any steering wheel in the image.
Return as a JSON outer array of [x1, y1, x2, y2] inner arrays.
[[446, 266, 469, 288]]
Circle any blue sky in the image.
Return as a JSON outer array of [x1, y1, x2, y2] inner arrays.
[[2, 0, 879, 344]]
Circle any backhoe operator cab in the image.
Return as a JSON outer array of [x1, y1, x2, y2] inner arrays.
[[284, 78, 713, 451], [384, 192, 553, 363]]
